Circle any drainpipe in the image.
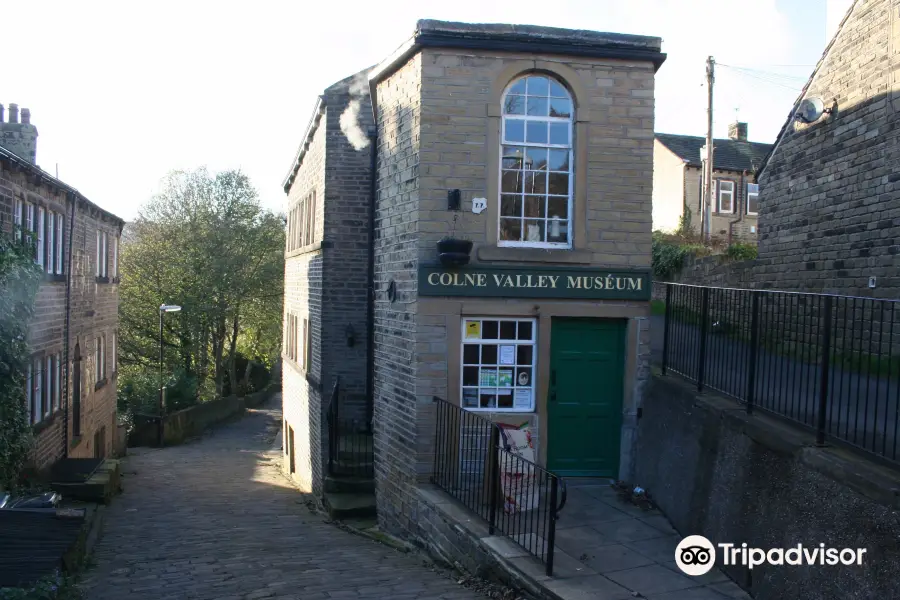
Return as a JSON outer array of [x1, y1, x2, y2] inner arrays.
[[728, 171, 746, 244], [63, 192, 76, 457], [365, 127, 377, 431]]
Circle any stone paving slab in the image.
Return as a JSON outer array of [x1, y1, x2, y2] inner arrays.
[[79, 396, 490, 600]]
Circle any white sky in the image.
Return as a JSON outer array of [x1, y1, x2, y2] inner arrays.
[[3, 0, 828, 220]]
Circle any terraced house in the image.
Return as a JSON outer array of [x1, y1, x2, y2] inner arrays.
[[0, 103, 124, 471], [281, 20, 664, 548]]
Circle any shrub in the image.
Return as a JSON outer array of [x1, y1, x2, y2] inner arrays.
[[725, 243, 758, 261], [651, 231, 708, 280]]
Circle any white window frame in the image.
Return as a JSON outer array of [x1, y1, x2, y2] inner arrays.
[[717, 180, 735, 214], [96, 231, 101, 276], [499, 75, 574, 249], [56, 213, 64, 274], [33, 357, 42, 424], [45, 355, 53, 417], [460, 317, 537, 413], [46, 212, 55, 274], [112, 235, 118, 278], [112, 332, 117, 374], [24, 202, 33, 239], [36, 207, 45, 267], [746, 183, 759, 216], [14, 199, 22, 241], [96, 335, 106, 381], [26, 362, 33, 424], [55, 352, 62, 411]]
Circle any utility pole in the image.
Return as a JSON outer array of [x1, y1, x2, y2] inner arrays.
[[703, 56, 715, 243]]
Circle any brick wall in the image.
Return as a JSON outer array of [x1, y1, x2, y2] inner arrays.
[[0, 160, 121, 471], [372, 52, 422, 536], [758, 0, 899, 297], [282, 97, 327, 494]]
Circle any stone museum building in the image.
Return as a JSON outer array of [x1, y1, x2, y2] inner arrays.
[[280, 20, 664, 536]]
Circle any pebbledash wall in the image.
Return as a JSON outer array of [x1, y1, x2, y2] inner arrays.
[[280, 71, 374, 495], [0, 105, 123, 470], [367, 21, 665, 535]]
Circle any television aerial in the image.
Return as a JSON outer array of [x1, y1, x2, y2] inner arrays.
[[795, 97, 827, 124]]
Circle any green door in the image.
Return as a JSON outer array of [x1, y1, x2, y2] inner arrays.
[[548, 318, 626, 477]]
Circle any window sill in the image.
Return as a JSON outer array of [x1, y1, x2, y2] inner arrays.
[[95, 377, 108, 391], [95, 276, 110, 284], [477, 245, 593, 265], [286, 240, 332, 259], [43, 273, 66, 283], [32, 407, 64, 435], [283, 356, 321, 392]]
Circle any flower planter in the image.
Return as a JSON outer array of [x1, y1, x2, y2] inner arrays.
[[437, 239, 472, 267]]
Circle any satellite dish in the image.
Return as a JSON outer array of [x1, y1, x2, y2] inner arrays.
[[796, 97, 826, 123]]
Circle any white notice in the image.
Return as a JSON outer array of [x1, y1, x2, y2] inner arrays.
[[499, 345, 516, 365], [514, 389, 531, 408]]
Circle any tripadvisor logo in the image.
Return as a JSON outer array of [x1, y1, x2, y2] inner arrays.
[[675, 535, 868, 576]]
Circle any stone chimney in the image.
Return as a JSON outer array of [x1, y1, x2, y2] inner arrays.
[[728, 121, 748, 142], [0, 102, 39, 164]]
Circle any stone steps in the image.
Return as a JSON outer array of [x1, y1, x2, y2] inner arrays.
[[51, 460, 122, 504], [325, 475, 375, 494], [323, 491, 376, 520]]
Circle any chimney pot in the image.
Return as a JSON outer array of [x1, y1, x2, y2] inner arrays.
[[20, 108, 30, 125], [728, 121, 748, 142], [8, 103, 19, 123]]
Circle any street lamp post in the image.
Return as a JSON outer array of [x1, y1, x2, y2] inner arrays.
[[158, 303, 182, 445]]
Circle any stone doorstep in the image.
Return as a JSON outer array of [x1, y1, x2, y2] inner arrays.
[[416, 484, 747, 600]]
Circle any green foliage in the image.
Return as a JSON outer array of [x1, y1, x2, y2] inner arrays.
[[0, 570, 83, 600], [651, 231, 707, 280], [675, 207, 692, 237], [0, 235, 43, 489], [724, 242, 758, 261], [117, 168, 284, 421]]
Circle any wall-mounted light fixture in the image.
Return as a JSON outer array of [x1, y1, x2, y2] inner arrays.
[[447, 189, 461, 211]]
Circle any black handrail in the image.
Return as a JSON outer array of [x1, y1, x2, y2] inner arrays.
[[430, 396, 567, 576], [326, 376, 374, 478]]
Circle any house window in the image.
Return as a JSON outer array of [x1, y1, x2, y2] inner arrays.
[[24, 202, 33, 242], [461, 318, 536, 411], [46, 212, 55, 274], [112, 332, 117, 374], [747, 183, 759, 215], [32, 357, 42, 424], [55, 212, 64, 274], [112, 235, 118, 278], [36, 207, 45, 267], [717, 180, 735, 214], [96, 335, 106, 382], [499, 75, 573, 248], [55, 352, 62, 412], [96, 230, 108, 277], [14, 199, 22, 241], [302, 317, 310, 372], [73, 348, 82, 437], [25, 362, 33, 424]]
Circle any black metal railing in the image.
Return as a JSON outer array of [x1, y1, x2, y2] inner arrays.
[[327, 377, 374, 478], [659, 282, 900, 464], [431, 396, 567, 576]]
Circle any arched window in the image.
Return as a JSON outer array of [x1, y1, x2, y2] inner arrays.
[[499, 74, 574, 247]]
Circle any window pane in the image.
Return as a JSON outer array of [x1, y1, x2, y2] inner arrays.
[[517, 345, 533, 365], [517, 321, 533, 341], [502, 146, 525, 169], [548, 172, 569, 195], [525, 121, 548, 144], [499, 321, 516, 340], [462, 388, 478, 407], [549, 97, 572, 118], [463, 344, 480, 364], [548, 219, 568, 243], [498, 392, 513, 409], [463, 367, 478, 386], [501, 171, 523, 194], [526, 97, 548, 116], [500, 218, 522, 241], [526, 76, 549, 96], [548, 197, 569, 220], [505, 119, 525, 143], [483, 321, 499, 339], [479, 391, 497, 409], [524, 220, 545, 243], [748, 194, 759, 214], [516, 367, 532, 387], [549, 149, 569, 171], [549, 80, 568, 98], [524, 195, 546, 219], [500, 195, 522, 217], [509, 78, 526, 94], [525, 147, 548, 170], [482, 344, 498, 363], [523, 172, 547, 194], [549, 122, 569, 145], [504, 95, 525, 115]]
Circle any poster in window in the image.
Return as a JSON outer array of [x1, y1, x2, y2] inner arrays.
[[517, 370, 530, 386], [465, 321, 481, 339], [499, 345, 516, 365], [480, 369, 497, 386], [498, 369, 513, 387], [514, 389, 531, 409], [462, 388, 478, 407]]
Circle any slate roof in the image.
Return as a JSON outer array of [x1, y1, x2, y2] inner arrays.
[[656, 133, 773, 173]]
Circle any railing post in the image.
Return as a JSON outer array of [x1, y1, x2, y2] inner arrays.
[[746, 291, 760, 414], [662, 283, 672, 375], [697, 287, 711, 392], [546, 476, 559, 577], [487, 425, 500, 535], [817, 296, 834, 446]]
